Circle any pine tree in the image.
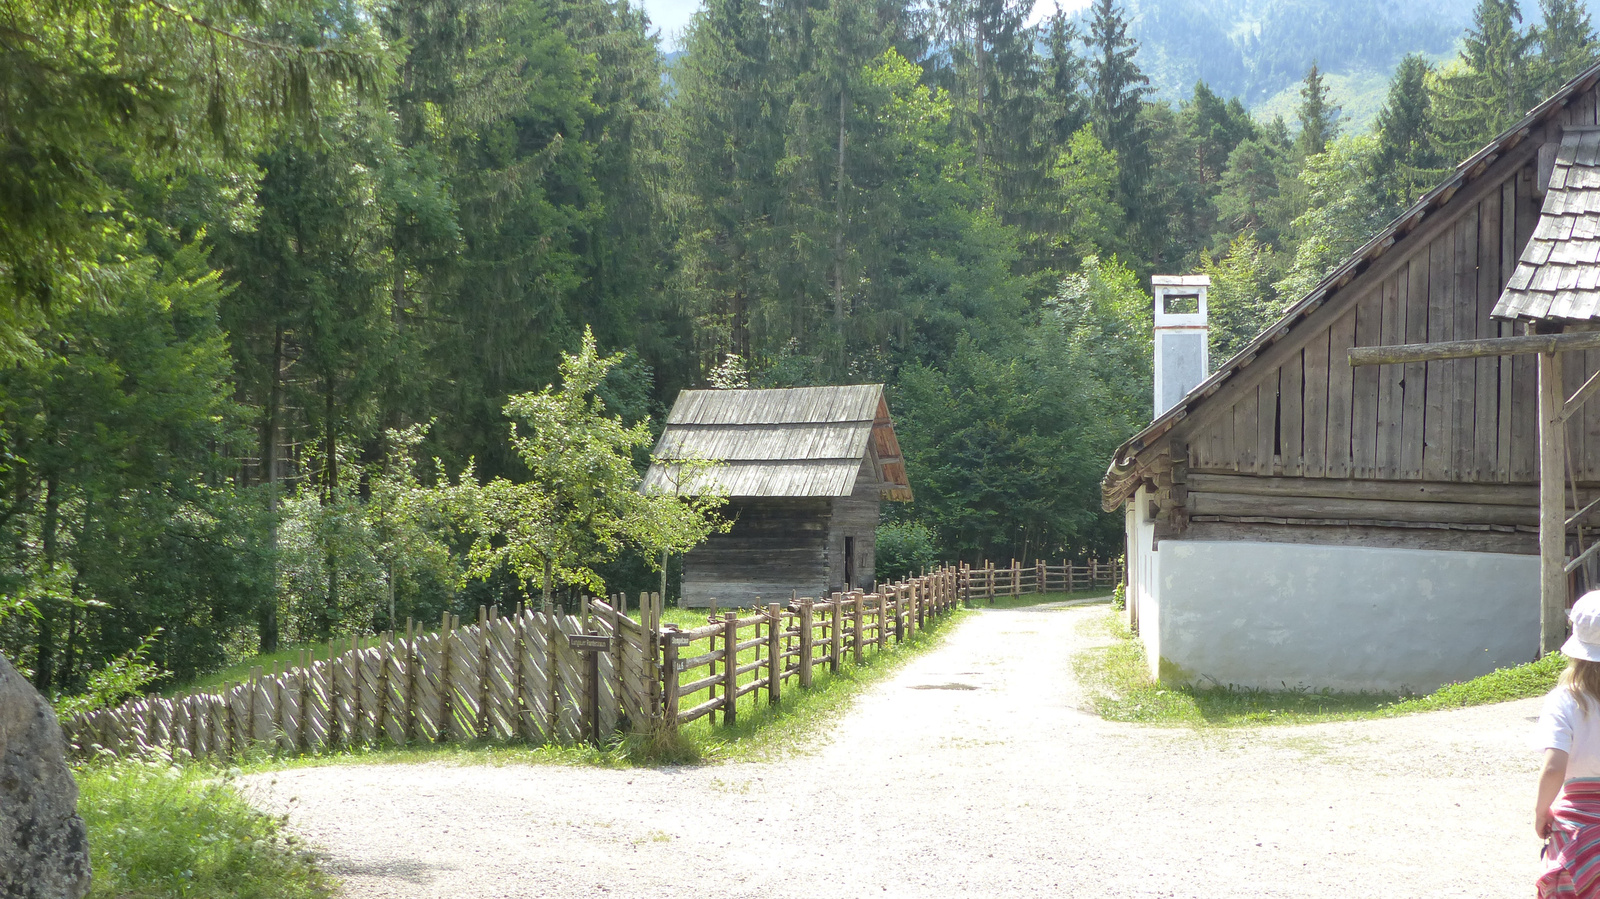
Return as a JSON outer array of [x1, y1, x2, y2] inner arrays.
[[668, 0, 782, 369], [1084, 0, 1150, 241], [1533, 0, 1599, 95], [1042, 9, 1089, 145], [1434, 0, 1536, 161], [1372, 54, 1447, 214], [1294, 63, 1341, 158]]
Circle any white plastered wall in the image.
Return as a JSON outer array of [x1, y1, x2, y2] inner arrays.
[[1144, 539, 1539, 693], [1124, 486, 1160, 676]]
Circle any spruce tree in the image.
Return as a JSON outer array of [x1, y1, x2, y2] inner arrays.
[[1372, 54, 1446, 214], [1533, 0, 1599, 95], [1042, 9, 1089, 145], [1294, 63, 1341, 158], [1084, 0, 1150, 234], [1434, 0, 1536, 160]]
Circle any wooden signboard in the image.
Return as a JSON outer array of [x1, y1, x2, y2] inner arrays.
[[567, 634, 610, 652]]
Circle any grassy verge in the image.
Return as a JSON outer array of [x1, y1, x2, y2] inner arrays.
[[77, 756, 336, 899], [1073, 608, 1564, 727]]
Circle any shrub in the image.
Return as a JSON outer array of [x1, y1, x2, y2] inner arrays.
[[875, 521, 939, 582]]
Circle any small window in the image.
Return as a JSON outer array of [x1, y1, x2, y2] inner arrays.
[[1163, 292, 1200, 315]]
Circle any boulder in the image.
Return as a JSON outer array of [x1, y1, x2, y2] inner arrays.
[[0, 652, 90, 899]]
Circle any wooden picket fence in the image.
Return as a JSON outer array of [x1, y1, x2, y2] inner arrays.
[[959, 558, 1123, 601], [62, 602, 661, 761], [63, 558, 1122, 758]]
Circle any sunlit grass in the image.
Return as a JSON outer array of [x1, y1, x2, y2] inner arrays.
[[77, 755, 336, 899], [1073, 609, 1563, 727]]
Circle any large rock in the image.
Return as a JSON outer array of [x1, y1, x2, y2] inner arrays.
[[0, 652, 90, 899]]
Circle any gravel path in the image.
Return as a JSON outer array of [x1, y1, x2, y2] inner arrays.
[[244, 602, 1547, 898]]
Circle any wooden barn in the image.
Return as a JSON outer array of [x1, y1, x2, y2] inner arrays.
[[643, 385, 912, 609], [1102, 61, 1600, 693]]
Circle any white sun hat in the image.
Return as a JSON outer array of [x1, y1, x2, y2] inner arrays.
[[1565, 590, 1600, 661]]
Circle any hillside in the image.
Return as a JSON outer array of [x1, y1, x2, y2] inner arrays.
[[1118, 0, 1573, 122]]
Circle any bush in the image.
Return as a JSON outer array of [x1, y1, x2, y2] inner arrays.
[[77, 757, 335, 899], [875, 521, 939, 582]]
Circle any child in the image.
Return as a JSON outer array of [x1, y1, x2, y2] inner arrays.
[[1535, 590, 1600, 898]]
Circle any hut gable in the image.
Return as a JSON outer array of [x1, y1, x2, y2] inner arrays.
[[1103, 62, 1600, 550], [644, 385, 911, 501]]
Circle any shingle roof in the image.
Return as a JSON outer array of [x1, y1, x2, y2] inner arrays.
[[1494, 128, 1600, 321], [642, 386, 912, 500]]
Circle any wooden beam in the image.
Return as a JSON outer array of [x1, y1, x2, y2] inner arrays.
[[1349, 331, 1600, 366], [1541, 351, 1568, 655], [1566, 538, 1600, 574], [1185, 473, 1539, 505], [1563, 368, 1600, 423]]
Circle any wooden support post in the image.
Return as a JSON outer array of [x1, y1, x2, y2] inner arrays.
[[723, 612, 738, 726], [439, 611, 453, 744], [852, 592, 864, 663], [1037, 560, 1045, 595], [894, 588, 904, 642], [877, 593, 888, 651], [639, 592, 656, 721], [1542, 350, 1569, 655], [661, 636, 680, 732], [608, 602, 625, 727], [829, 593, 842, 674], [798, 599, 814, 689], [767, 603, 782, 705], [586, 640, 601, 747]]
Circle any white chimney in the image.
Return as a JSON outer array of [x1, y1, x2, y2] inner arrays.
[[1152, 275, 1209, 419]]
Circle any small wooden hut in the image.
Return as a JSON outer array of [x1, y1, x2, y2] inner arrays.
[[643, 385, 912, 608], [1102, 62, 1600, 693]]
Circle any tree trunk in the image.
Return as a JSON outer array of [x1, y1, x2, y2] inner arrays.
[[834, 84, 848, 372], [33, 470, 60, 691], [322, 380, 339, 637], [259, 324, 283, 653], [542, 556, 553, 615]]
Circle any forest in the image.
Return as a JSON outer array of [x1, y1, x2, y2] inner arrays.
[[0, 0, 1594, 697]]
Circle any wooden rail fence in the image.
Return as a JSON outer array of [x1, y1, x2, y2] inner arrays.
[[659, 566, 963, 729], [63, 558, 1122, 758], [958, 558, 1124, 601]]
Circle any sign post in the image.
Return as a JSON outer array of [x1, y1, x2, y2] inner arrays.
[[567, 633, 610, 746]]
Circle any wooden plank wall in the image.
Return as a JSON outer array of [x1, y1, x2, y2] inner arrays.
[[1188, 92, 1600, 485]]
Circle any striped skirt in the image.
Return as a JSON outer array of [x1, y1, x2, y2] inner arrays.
[[1541, 780, 1600, 898]]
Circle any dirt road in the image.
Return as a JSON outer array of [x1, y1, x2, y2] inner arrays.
[[244, 601, 1545, 897]]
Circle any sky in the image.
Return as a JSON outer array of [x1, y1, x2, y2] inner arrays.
[[638, 0, 1092, 51]]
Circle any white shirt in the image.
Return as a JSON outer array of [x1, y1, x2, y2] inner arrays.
[[1535, 685, 1600, 781]]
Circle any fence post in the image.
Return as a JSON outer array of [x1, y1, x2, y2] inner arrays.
[[662, 635, 680, 733], [987, 561, 995, 604], [829, 593, 842, 674], [767, 603, 782, 705], [799, 598, 814, 689], [852, 593, 865, 663], [723, 612, 739, 726], [894, 588, 904, 642]]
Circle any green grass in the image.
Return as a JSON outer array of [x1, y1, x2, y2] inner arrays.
[[1073, 608, 1564, 727], [77, 756, 336, 899]]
